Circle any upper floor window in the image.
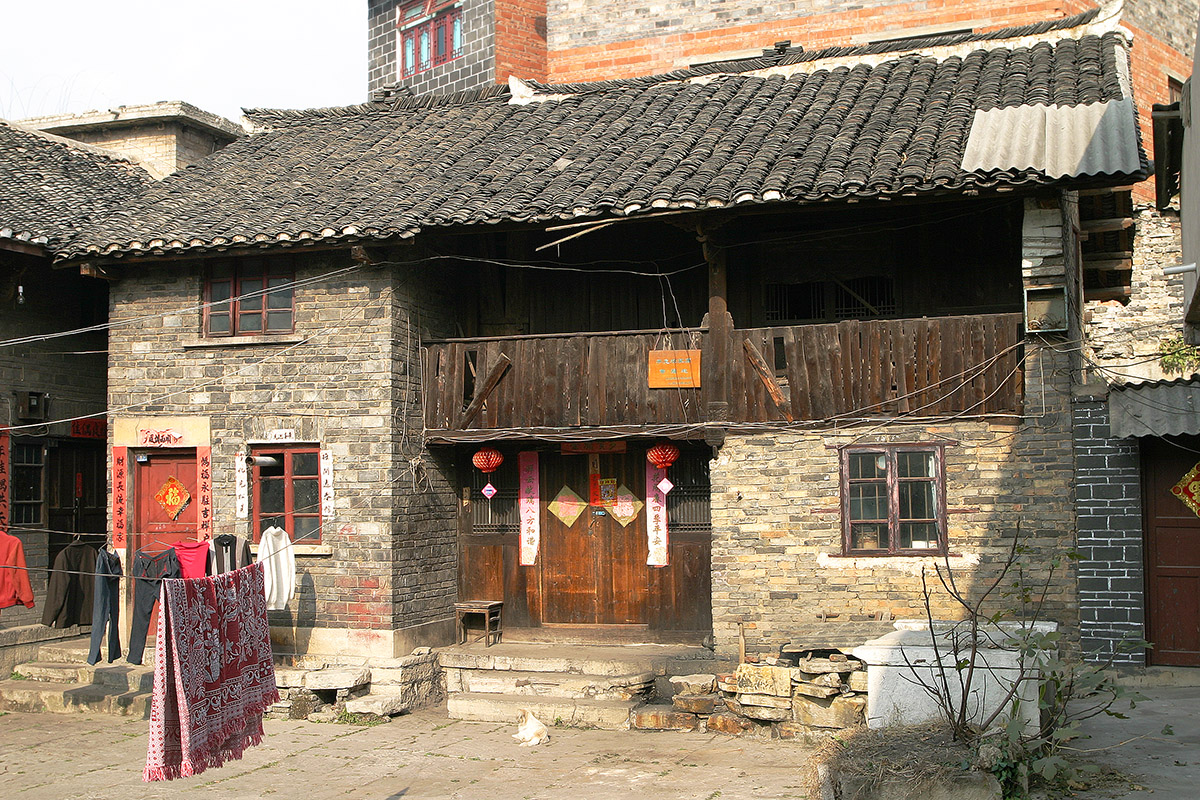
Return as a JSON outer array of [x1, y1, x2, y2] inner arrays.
[[842, 445, 946, 555], [205, 257, 295, 337], [251, 446, 322, 543], [765, 276, 897, 323], [396, 0, 462, 79]]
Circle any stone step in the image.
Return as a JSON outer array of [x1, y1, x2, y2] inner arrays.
[[0, 679, 151, 717], [439, 648, 672, 678], [14, 661, 155, 693], [447, 691, 639, 730], [450, 668, 654, 701], [36, 639, 157, 668]]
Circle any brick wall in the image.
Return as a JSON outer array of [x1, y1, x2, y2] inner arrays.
[[1085, 206, 1185, 383], [495, 0, 547, 82], [1125, 0, 1198, 59], [710, 344, 1078, 659], [0, 253, 107, 631], [1071, 398, 1146, 665], [108, 249, 459, 655], [62, 122, 231, 179], [368, 0, 498, 96]]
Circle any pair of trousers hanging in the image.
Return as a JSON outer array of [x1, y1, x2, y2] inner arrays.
[[87, 550, 123, 665]]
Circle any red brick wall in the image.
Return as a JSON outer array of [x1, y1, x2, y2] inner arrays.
[[495, 0, 548, 82], [1126, 19, 1192, 202], [547, 0, 1084, 84]]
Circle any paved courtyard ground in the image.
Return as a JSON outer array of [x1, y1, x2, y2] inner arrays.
[[2, 685, 1198, 799]]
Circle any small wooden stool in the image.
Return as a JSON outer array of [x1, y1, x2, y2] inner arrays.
[[454, 600, 503, 646]]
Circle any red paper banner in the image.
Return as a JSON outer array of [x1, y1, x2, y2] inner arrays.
[[0, 432, 9, 535], [112, 446, 128, 548], [197, 446, 213, 540]]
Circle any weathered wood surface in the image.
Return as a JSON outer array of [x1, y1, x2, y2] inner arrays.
[[425, 312, 1024, 430]]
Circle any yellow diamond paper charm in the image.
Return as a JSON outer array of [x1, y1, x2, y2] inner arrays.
[[548, 486, 587, 527], [609, 485, 644, 527], [154, 475, 191, 520], [1171, 461, 1200, 518]]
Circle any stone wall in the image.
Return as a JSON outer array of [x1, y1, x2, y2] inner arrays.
[[1085, 206, 1185, 384], [368, 0, 497, 95], [709, 345, 1078, 659], [1071, 396, 1146, 665], [107, 250, 458, 657]]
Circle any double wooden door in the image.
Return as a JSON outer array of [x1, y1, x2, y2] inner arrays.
[[458, 447, 711, 636], [1142, 437, 1200, 666]]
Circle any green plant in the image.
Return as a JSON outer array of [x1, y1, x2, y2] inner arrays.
[[10, 670, 27, 680], [909, 530, 1145, 799], [335, 709, 389, 726], [1158, 334, 1200, 376]]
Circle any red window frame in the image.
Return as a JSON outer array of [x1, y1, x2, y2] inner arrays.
[[251, 446, 322, 543], [397, 0, 462, 79], [841, 445, 947, 556], [204, 257, 295, 337]]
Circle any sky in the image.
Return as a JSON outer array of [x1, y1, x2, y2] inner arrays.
[[0, 1, 365, 125]]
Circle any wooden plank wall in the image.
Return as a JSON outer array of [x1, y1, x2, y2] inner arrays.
[[425, 312, 1025, 429]]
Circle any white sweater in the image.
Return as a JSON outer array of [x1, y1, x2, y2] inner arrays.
[[257, 526, 296, 611]]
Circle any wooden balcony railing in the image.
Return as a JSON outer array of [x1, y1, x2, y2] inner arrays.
[[423, 313, 1024, 434]]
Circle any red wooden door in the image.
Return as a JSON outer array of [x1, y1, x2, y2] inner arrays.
[[1143, 438, 1200, 666], [131, 450, 198, 627]]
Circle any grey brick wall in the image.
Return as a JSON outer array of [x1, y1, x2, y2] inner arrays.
[[368, 0, 497, 96], [1126, 0, 1199, 61], [1072, 398, 1147, 666]]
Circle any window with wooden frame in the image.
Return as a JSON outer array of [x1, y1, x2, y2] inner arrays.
[[396, 0, 463, 79], [204, 257, 295, 337], [841, 445, 945, 555], [11, 442, 45, 526], [251, 446, 322, 543]]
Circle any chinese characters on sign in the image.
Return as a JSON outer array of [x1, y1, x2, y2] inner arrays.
[[137, 428, 184, 447], [0, 432, 9, 536], [518, 451, 539, 565], [648, 349, 701, 389], [320, 450, 335, 514], [197, 447, 212, 539], [235, 450, 249, 519], [112, 446, 127, 547], [70, 418, 106, 439], [153, 476, 192, 520], [646, 463, 669, 566]]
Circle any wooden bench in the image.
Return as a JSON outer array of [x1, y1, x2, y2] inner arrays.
[[454, 600, 503, 646]]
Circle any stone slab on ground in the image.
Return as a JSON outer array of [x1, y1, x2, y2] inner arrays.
[[631, 707, 699, 731], [343, 693, 406, 716], [304, 667, 370, 691], [668, 673, 716, 695], [672, 694, 717, 714], [447, 690, 638, 730]]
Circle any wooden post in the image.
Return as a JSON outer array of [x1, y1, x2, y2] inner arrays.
[[702, 226, 732, 421]]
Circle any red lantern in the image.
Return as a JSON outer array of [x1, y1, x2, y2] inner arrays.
[[646, 441, 680, 470], [472, 447, 504, 474]]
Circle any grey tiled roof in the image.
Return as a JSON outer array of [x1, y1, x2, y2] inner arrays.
[[59, 18, 1144, 262], [0, 121, 152, 252]]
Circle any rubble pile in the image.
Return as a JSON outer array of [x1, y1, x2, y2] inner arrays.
[[633, 648, 867, 740]]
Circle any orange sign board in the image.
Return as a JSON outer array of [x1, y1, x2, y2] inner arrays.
[[648, 349, 701, 388]]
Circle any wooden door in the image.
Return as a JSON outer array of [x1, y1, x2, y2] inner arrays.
[[1142, 438, 1200, 666], [47, 442, 107, 566], [131, 450, 198, 627]]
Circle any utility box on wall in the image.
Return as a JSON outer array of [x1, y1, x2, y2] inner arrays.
[[1024, 285, 1068, 333], [15, 391, 48, 422]]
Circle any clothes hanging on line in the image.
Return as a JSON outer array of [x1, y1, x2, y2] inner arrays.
[[0, 531, 35, 611], [144, 561, 278, 782], [172, 540, 211, 580], [128, 548, 181, 666], [42, 541, 98, 628], [208, 534, 252, 576], [88, 549, 123, 665], [257, 526, 295, 611]]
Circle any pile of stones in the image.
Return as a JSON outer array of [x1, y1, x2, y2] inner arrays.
[[632, 649, 867, 740]]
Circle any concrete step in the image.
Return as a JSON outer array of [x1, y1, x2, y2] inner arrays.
[[15, 661, 155, 693], [450, 668, 654, 701], [0, 679, 151, 717], [447, 691, 639, 730], [441, 648, 662, 677]]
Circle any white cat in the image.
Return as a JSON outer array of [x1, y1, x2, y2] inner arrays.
[[512, 708, 550, 746]]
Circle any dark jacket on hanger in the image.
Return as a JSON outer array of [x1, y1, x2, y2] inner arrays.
[[208, 534, 253, 575], [42, 542, 97, 628]]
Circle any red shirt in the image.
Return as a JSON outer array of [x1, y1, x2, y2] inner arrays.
[[172, 540, 211, 580], [0, 532, 35, 609]]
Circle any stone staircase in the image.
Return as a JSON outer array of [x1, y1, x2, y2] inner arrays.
[[0, 638, 155, 717], [441, 642, 725, 730]]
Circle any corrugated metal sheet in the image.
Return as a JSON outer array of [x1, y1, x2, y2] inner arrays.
[[961, 98, 1141, 179], [1109, 377, 1200, 438]]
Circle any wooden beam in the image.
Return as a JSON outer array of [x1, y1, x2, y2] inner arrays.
[[742, 339, 794, 422], [1082, 250, 1135, 261], [1081, 258, 1132, 272], [456, 353, 512, 429], [1084, 286, 1132, 302], [79, 262, 117, 280], [703, 230, 732, 421], [1077, 186, 1135, 196], [0, 239, 45, 257], [1079, 217, 1134, 234]]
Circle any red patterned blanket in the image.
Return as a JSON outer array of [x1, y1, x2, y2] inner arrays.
[[144, 561, 279, 781]]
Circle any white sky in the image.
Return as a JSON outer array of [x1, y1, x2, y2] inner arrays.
[[0, 1, 365, 125]]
